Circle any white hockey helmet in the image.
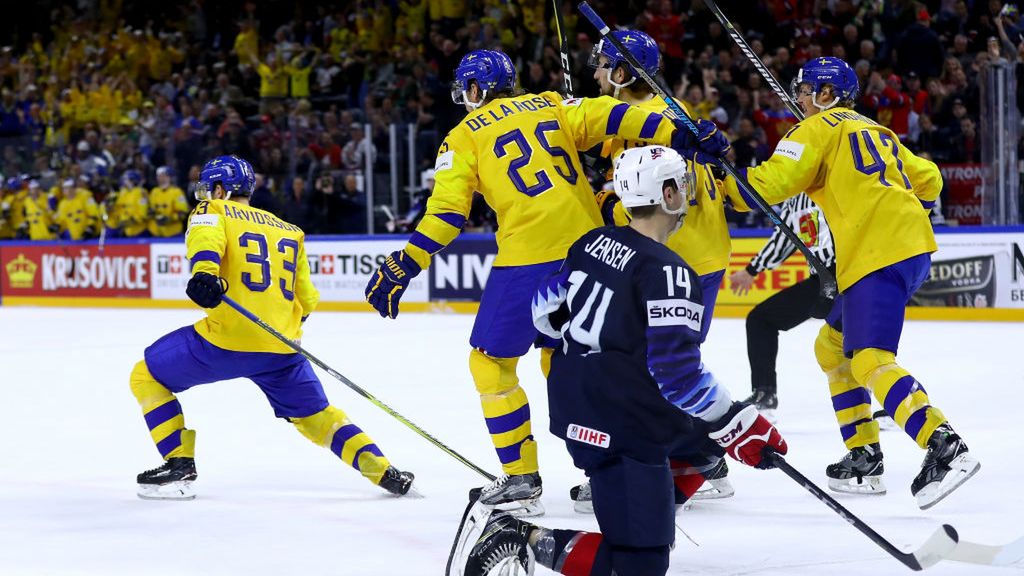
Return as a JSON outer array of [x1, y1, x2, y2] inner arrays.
[[612, 145, 695, 216]]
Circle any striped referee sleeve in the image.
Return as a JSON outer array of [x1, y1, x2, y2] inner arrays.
[[747, 197, 799, 274]]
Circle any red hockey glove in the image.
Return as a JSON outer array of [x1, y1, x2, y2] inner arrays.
[[709, 404, 787, 469]]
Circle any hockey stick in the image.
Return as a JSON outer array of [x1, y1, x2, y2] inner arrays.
[[220, 294, 497, 482], [767, 452, 958, 571], [98, 203, 108, 255], [577, 1, 837, 315], [701, 0, 803, 120], [552, 0, 574, 97]]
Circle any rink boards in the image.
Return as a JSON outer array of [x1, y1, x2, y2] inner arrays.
[[1, 228, 1023, 321]]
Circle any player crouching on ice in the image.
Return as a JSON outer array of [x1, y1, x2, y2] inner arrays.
[[447, 146, 787, 576], [129, 154, 414, 500]]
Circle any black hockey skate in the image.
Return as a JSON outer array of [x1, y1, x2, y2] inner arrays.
[[744, 389, 778, 410], [872, 408, 898, 431], [378, 466, 415, 496], [463, 512, 535, 576], [447, 492, 536, 576], [569, 481, 592, 514], [826, 443, 886, 495], [478, 473, 544, 517], [744, 389, 778, 422], [691, 459, 735, 501], [912, 424, 980, 510], [137, 457, 197, 500]]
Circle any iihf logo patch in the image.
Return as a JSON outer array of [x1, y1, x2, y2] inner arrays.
[[567, 424, 610, 448]]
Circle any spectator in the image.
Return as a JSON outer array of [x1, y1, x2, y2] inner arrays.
[[950, 116, 981, 162], [282, 175, 314, 231], [863, 73, 911, 139], [752, 90, 797, 149], [341, 122, 376, 174], [895, 8, 945, 79]]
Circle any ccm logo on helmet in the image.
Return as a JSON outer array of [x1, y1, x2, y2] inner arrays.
[[647, 298, 703, 330]]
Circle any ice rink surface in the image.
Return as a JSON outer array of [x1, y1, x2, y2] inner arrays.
[[0, 306, 1021, 575]]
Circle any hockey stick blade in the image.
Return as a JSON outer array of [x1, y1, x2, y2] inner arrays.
[[576, 1, 837, 310], [949, 535, 1024, 566], [768, 453, 957, 570]]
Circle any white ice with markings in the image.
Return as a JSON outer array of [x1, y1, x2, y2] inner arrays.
[[1, 307, 1021, 575]]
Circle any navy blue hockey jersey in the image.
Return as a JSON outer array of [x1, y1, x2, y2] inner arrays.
[[535, 225, 734, 459]]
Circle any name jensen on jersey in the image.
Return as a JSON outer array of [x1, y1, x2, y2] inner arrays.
[[583, 233, 637, 271]]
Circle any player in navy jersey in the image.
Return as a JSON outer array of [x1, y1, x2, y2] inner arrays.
[[447, 146, 787, 576]]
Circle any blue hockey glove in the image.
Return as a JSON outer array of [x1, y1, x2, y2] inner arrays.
[[594, 188, 620, 225], [186, 272, 224, 308], [365, 250, 422, 319], [670, 118, 731, 165]]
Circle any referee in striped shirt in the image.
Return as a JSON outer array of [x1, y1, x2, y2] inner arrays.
[[729, 193, 836, 413]]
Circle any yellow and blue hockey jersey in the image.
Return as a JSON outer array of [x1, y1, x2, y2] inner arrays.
[[56, 188, 99, 240], [186, 200, 318, 354], [23, 194, 57, 240], [405, 92, 677, 269], [601, 97, 749, 276], [148, 184, 189, 237], [109, 186, 149, 237], [722, 106, 940, 291]]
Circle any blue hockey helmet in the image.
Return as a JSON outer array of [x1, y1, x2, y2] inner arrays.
[[4, 177, 21, 191], [792, 57, 860, 111], [451, 49, 516, 109], [121, 169, 143, 187], [195, 155, 255, 200], [589, 30, 661, 85]]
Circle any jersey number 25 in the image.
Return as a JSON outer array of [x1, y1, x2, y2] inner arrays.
[[494, 121, 579, 196]]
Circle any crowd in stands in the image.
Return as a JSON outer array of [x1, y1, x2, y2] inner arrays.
[[0, 0, 1020, 240]]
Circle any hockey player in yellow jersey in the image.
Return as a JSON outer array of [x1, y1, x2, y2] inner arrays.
[[364, 49, 727, 514], [22, 180, 59, 240], [55, 178, 99, 240], [108, 170, 149, 238], [131, 155, 413, 500], [590, 30, 749, 344], [148, 166, 189, 237], [2, 178, 28, 239], [721, 57, 979, 509]]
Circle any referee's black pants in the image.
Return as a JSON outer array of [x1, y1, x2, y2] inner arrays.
[[746, 274, 821, 394]]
